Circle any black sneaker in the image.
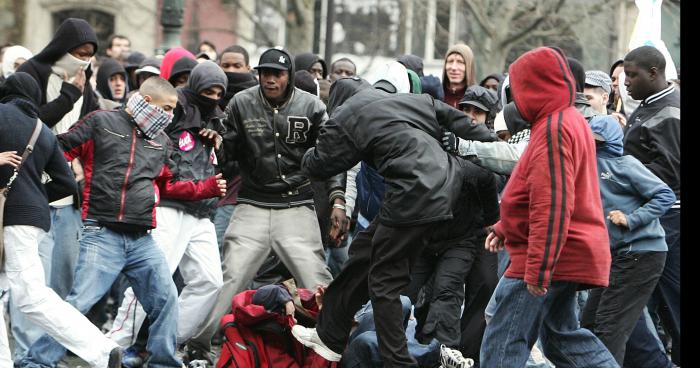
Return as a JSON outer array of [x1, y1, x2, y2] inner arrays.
[[108, 347, 123, 368]]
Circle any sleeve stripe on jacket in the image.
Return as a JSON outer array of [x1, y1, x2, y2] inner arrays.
[[538, 112, 568, 286], [539, 113, 558, 286], [552, 111, 567, 267]]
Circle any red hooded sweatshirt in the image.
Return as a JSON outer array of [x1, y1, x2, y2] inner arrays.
[[492, 47, 611, 288]]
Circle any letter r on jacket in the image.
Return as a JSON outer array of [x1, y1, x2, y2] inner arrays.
[[286, 116, 310, 144]]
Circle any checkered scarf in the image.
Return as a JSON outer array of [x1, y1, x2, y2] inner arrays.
[[508, 128, 530, 145], [126, 92, 173, 139]]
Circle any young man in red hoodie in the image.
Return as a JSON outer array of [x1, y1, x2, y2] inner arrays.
[[479, 47, 617, 367]]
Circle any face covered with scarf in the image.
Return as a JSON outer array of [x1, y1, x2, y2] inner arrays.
[[126, 91, 177, 139], [182, 60, 227, 117]]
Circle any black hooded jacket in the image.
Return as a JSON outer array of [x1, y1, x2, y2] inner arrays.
[[302, 77, 498, 226], [96, 58, 127, 103], [0, 72, 77, 231], [17, 18, 99, 128], [294, 53, 327, 79], [219, 48, 344, 208], [160, 83, 226, 219], [397, 54, 424, 77]]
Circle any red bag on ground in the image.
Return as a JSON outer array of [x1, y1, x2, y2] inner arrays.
[[216, 288, 337, 368]]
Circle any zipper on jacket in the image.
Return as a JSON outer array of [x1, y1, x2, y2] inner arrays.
[[103, 127, 126, 138], [118, 127, 137, 222]]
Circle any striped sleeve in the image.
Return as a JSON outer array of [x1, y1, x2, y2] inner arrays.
[[524, 112, 575, 288]]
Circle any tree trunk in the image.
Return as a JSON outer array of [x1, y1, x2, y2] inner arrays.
[[286, 0, 315, 54]]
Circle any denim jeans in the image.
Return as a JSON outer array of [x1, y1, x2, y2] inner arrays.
[[326, 241, 350, 278], [213, 204, 235, 257], [10, 205, 81, 362], [481, 277, 618, 368], [484, 277, 554, 368], [623, 308, 673, 368], [20, 221, 182, 368], [648, 208, 680, 364], [342, 296, 440, 368]]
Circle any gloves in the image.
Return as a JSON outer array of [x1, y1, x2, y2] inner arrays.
[[442, 131, 459, 153]]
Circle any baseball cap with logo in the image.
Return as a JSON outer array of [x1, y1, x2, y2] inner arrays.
[[254, 48, 292, 71]]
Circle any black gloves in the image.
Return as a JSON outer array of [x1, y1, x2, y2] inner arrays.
[[442, 130, 458, 153]]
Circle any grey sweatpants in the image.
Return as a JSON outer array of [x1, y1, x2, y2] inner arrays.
[[189, 203, 333, 351]]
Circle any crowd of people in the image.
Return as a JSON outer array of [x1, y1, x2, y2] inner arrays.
[[0, 16, 680, 368]]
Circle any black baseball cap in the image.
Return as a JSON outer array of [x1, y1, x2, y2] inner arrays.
[[254, 48, 292, 71]]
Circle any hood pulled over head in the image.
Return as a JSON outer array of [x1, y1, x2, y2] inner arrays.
[[327, 77, 372, 116], [508, 47, 576, 124]]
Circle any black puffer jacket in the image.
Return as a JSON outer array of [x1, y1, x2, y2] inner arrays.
[[159, 88, 225, 219], [219, 48, 344, 208], [60, 108, 222, 230], [302, 77, 498, 226]]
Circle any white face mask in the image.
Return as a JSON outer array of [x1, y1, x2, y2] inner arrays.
[[52, 52, 91, 78]]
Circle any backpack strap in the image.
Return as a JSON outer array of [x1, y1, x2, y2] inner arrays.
[[2, 119, 43, 194]]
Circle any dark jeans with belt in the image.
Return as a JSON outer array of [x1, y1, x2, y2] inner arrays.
[[316, 220, 434, 367], [405, 237, 477, 348], [581, 250, 666, 365]]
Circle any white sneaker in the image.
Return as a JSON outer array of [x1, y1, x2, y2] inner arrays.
[[291, 325, 342, 362], [440, 344, 474, 368]]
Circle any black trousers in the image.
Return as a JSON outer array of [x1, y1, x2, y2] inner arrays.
[[406, 238, 476, 348], [316, 220, 434, 368], [458, 240, 498, 362], [581, 250, 667, 365]]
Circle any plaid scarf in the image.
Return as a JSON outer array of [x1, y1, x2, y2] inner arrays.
[[508, 128, 530, 145], [126, 92, 173, 139]]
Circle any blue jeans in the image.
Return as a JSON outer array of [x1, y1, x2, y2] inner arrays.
[[326, 233, 350, 278], [10, 205, 81, 362], [343, 296, 440, 368], [213, 204, 235, 257], [481, 277, 618, 368], [648, 208, 680, 364], [20, 222, 181, 368]]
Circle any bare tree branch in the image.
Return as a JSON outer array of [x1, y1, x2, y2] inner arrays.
[[463, 0, 496, 39], [500, 0, 566, 48]]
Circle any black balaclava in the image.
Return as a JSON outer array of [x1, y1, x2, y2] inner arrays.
[[33, 18, 98, 64], [220, 72, 258, 109], [566, 57, 586, 93], [183, 60, 227, 118], [0, 72, 43, 116], [96, 58, 128, 102], [397, 54, 424, 77], [502, 102, 529, 136], [294, 52, 327, 79]]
